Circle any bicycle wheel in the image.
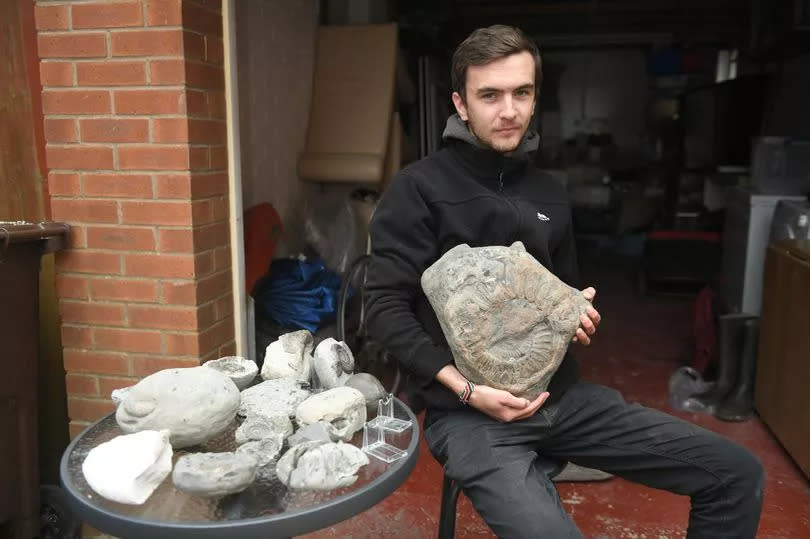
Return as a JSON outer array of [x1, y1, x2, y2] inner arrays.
[[336, 255, 401, 395], [337, 254, 371, 345]]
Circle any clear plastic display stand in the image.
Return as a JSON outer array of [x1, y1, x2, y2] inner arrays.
[[366, 394, 412, 433], [362, 394, 412, 463]]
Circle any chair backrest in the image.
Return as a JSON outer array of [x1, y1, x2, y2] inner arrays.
[[298, 24, 399, 187]]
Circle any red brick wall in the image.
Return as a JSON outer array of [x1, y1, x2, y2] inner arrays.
[[35, 0, 234, 437]]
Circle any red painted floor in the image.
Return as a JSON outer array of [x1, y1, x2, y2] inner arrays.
[[304, 253, 810, 538]]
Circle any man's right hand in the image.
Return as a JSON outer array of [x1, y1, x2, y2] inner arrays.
[[469, 385, 549, 423], [435, 364, 549, 422]]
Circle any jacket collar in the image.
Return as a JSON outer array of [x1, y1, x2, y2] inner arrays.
[[441, 114, 537, 187]]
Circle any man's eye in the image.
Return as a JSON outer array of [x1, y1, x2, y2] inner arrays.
[[481, 93, 496, 100], [516, 89, 531, 97]]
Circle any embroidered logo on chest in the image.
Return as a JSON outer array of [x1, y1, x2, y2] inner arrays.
[[537, 212, 550, 222]]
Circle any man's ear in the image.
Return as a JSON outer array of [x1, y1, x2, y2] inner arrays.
[[451, 91, 468, 121]]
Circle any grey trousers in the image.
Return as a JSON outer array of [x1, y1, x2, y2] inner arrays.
[[424, 382, 764, 539]]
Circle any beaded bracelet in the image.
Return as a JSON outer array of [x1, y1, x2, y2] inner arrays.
[[458, 380, 476, 405]]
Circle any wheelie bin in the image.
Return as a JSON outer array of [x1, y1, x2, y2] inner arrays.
[[0, 222, 69, 539]]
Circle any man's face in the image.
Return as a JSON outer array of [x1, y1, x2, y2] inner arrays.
[[452, 51, 537, 154]]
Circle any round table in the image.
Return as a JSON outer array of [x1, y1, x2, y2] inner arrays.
[[60, 398, 419, 538]]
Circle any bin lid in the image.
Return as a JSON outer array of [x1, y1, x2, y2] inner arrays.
[[773, 239, 810, 262], [0, 221, 70, 254], [787, 240, 810, 262]]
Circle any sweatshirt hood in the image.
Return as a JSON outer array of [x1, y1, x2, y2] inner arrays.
[[441, 113, 540, 155]]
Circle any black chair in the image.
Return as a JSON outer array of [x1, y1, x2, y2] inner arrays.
[[438, 457, 566, 539]]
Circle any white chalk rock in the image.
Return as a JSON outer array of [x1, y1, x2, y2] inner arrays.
[[115, 367, 240, 449], [204, 356, 258, 390], [261, 330, 314, 383], [172, 451, 258, 497], [276, 441, 369, 490], [239, 378, 310, 419], [295, 386, 366, 442], [234, 413, 293, 445], [82, 430, 172, 505], [312, 338, 354, 389], [110, 386, 131, 405]]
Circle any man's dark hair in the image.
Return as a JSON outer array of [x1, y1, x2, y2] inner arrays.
[[451, 25, 542, 99]]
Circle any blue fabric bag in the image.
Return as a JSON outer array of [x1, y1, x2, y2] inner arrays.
[[257, 258, 342, 333]]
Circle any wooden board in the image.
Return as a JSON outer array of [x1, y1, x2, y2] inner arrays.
[[755, 244, 810, 478]]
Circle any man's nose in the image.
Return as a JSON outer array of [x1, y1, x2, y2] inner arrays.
[[501, 96, 517, 119]]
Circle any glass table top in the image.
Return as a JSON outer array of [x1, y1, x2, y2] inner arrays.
[[61, 398, 419, 538]]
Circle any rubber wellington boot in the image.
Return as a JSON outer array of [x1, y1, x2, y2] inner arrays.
[[716, 317, 760, 422], [684, 313, 753, 412]]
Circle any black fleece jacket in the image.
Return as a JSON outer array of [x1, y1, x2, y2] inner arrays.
[[365, 118, 581, 414]]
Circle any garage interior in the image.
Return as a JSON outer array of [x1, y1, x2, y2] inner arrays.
[[229, 1, 810, 536]]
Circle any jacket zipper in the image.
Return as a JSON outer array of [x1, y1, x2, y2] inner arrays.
[[497, 168, 521, 240]]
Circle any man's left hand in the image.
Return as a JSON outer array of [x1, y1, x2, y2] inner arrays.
[[572, 286, 600, 346]]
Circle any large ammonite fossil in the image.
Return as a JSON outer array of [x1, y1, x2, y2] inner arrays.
[[421, 242, 591, 399]]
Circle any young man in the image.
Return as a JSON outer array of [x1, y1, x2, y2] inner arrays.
[[365, 25, 763, 538]]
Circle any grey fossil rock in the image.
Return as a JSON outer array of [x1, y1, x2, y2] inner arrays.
[[261, 330, 314, 383], [312, 338, 354, 389], [234, 413, 293, 445], [295, 386, 366, 442], [172, 452, 258, 497], [276, 441, 369, 490], [421, 242, 591, 399], [238, 378, 311, 419], [235, 435, 284, 467], [344, 373, 387, 417], [204, 356, 258, 390], [81, 429, 173, 505], [115, 367, 240, 449]]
